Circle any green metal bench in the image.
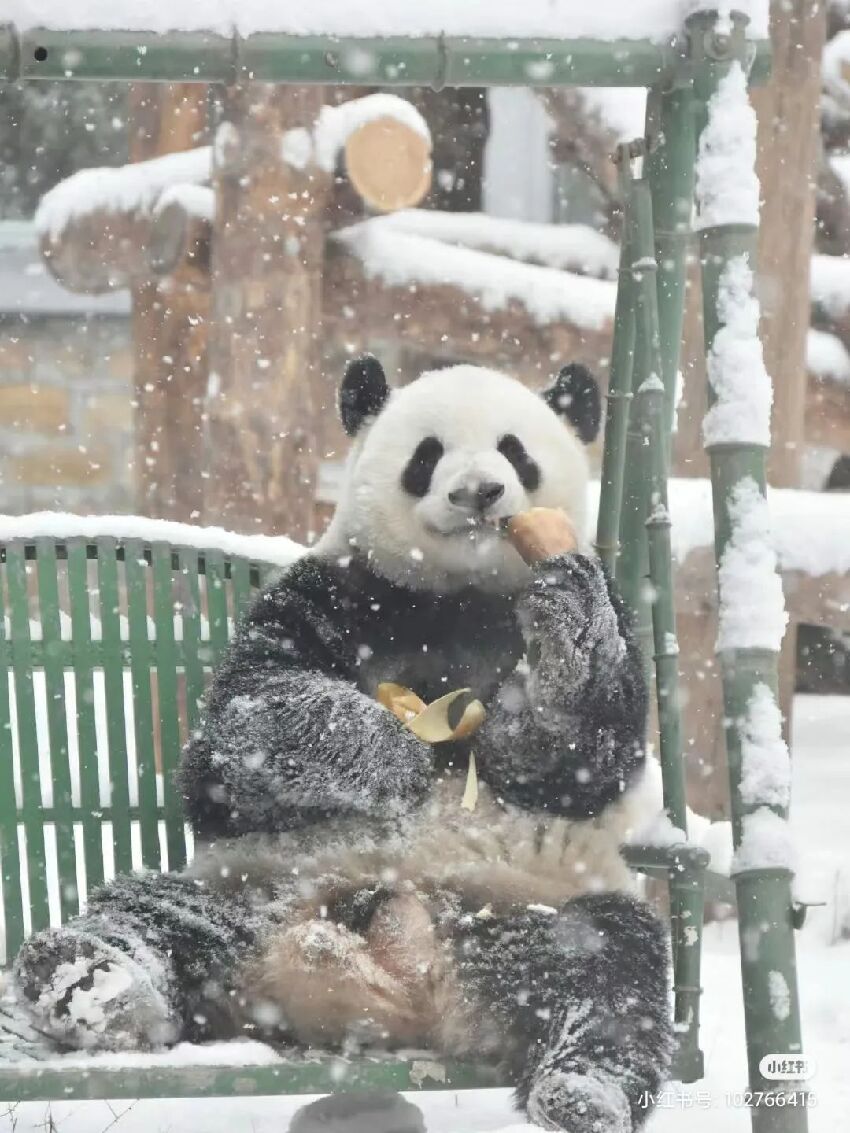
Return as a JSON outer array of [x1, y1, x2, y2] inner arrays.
[[0, 530, 707, 1099], [0, 7, 807, 1131]]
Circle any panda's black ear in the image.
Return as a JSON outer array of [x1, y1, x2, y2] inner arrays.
[[543, 363, 601, 444], [339, 355, 390, 436]]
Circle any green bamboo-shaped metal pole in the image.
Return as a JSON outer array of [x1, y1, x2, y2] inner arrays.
[[630, 179, 687, 833], [629, 174, 706, 1081], [617, 399, 653, 678], [616, 150, 653, 679], [642, 82, 707, 1072], [645, 84, 697, 442], [595, 149, 637, 575], [691, 10, 807, 1131]]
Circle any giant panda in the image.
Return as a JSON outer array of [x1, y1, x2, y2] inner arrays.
[[14, 360, 672, 1133]]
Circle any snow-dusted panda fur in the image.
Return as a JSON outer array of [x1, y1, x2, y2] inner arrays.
[[14, 360, 672, 1133]]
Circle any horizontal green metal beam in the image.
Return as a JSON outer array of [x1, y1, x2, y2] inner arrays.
[[0, 24, 770, 89], [0, 1057, 501, 1101], [0, 638, 222, 670], [622, 841, 710, 876]]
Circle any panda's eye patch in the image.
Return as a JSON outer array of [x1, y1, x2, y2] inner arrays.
[[498, 434, 540, 491], [401, 436, 444, 498]]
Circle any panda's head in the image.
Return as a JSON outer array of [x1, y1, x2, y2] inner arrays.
[[319, 357, 600, 593]]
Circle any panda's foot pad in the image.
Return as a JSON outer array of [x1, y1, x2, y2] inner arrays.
[[13, 930, 175, 1052], [527, 1069, 632, 1132]]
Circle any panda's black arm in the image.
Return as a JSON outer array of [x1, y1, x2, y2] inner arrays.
[[177, 559, 433, 837], [476, 553, 648, 818]]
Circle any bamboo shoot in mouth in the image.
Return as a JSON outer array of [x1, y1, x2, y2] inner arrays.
[[506, 507, 579, 564]]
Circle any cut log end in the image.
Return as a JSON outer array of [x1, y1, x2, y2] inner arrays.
[[345, 116, 432, 213], [149, 198, 212, 285]]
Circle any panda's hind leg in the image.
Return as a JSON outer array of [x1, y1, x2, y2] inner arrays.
[[446, 893, 673, 1132], [12, 872, 264, 1052]]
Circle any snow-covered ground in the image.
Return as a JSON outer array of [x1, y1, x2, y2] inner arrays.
[[1, 693, 847, 1132]]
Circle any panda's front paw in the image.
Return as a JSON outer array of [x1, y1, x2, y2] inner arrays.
[[519, 554, 622, 668], [527, 1069, 632, 1132], [13, 928, 178, 1052]]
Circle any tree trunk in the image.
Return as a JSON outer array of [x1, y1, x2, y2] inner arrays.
[[129, 83, 209, 522], [206, 85, 331, 539], [753, 1, 826, 488]]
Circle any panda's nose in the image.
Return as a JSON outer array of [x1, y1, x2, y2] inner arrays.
[[448, 480, 505, 512]]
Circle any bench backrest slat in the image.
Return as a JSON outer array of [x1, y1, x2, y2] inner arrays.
[[5, 544, 51, 934], [124, 538, 161, 871], [179, 548, 207, 738], [67, 538, 105, 891], [95, 538, 134, 877], [231, 556, 254, 621], [151, 544, 187, 872], [0, 557, 25, 958], [35, 539, 80, 923], [204, 551, 231, 663], [0, 534, 270, 965]]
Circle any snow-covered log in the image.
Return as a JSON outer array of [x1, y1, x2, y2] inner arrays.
[[370, 210, 619, 277], [36, 146, 211, 293], [332, 218, 616, 332], [314, 94, 432, 212], [35, 93, 431, 295], [324, 244, 612, 387]]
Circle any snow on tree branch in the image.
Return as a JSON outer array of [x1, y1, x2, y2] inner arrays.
[[695, 61, 760, 231], [716, 477, 788, 653], [702, 254, 772, 448]]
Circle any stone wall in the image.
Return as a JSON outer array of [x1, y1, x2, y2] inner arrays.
[[0, 315, 134, 515]]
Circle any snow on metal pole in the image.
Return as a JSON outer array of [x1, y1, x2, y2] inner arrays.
[[691, 9, 807, 1131]]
